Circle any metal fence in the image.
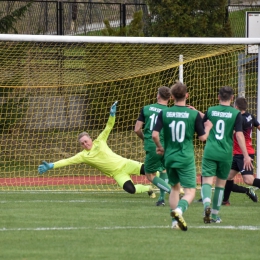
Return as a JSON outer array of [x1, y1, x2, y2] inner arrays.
[[0, 1, 148, 35], [1, 1, 260, 36]]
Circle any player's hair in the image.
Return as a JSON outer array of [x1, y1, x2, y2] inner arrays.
[[170, 81, 187, 101], [158, 86, 171, 100], [235, 97, 247, 111], [78, 132, 91, 142], [219, 86, 234, 101]]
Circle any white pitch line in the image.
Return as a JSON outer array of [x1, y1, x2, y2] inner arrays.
[[0, 225, 260, 232]]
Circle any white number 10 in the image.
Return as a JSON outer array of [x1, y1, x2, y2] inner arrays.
[[169, 121, 185, 142]]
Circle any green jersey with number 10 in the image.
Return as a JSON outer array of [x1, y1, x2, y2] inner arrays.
[[203, 105, 240, 162], [160, 106, 203, 169]]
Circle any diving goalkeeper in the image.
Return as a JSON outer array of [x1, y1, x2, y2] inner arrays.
[[38, 101, 155, 197]]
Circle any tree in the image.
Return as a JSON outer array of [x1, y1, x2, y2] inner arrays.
[[0, 1, 33, 33], [145, 0, 232, 37]]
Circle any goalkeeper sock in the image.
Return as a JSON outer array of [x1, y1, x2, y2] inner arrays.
[[201, 183, 212, 209], [158, 172, 168, 200], [212, 186, 224, 219], [152, 176, 171, 194], [134, 184, 150, 194]]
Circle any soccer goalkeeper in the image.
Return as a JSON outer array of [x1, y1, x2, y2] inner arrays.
[[38, 101, 155, 197]]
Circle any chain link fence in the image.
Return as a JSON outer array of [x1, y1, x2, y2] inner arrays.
[[1, 1, 260, 36], [0, 1, 148, 35]]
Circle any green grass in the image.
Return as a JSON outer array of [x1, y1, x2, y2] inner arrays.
[[0, 189, 260, 260]]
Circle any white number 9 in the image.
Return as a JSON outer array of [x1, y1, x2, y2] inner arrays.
[[215, 119, 225, 140]]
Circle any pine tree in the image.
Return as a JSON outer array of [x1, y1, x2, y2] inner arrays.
[[0, 1, 33, 33]]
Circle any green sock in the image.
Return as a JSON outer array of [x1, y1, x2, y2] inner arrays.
[[212, 187, 224, 219], [201, 183, 212, 209], [158, 172, 168, 200], [134, 184, 150, 194], [177, 199, 189, 214], [152, 176, 171, 194]]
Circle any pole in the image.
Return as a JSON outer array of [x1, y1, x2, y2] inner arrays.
[[179, 55, 183, 83], [257, 44, 260, 178]]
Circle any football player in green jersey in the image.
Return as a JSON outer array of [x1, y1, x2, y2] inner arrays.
[[135, 86, 172, 206], [201, 86, 253, 223], [152, 82, 212, 231], [38, 101, 155, 197]]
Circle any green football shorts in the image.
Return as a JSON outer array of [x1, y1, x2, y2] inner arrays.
[[202, 157, 232, 180], [167, 162, 196, 188], [144, 150, 165, 174]]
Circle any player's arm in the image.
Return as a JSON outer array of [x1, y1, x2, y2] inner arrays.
[[134, 108, 145, 141], [252, 114, 260, 131], [187, 105, 205, 119], [195, 113, 212, 141], [235, 113, 253, 170], [96, 101, 117, 142], [38, 153, 83, 174], [152, 111, 164, 155]]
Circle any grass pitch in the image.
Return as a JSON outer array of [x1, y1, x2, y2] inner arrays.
[[1, 190, 259, 260]]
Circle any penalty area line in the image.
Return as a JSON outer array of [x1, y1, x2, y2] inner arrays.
[[0, 225, 260, 232]]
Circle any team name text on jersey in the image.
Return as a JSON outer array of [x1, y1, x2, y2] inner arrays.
[[211, 111, 232, 118], [166, 112, 190, 118]]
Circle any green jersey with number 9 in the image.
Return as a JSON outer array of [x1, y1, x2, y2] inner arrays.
[[203, 105, 241, 162]]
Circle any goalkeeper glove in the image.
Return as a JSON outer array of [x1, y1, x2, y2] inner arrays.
[[38, 161, 54, 174], [110, 101, 118, 117]]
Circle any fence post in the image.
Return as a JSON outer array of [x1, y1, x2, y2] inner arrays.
[[120, 3, 126, 28], [57, 1, 63, 35]]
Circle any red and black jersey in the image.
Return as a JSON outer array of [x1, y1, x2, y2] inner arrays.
[[233, 112, 260, 155]]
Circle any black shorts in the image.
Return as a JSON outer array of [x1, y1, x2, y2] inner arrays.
[[231, 154, 254, 175]]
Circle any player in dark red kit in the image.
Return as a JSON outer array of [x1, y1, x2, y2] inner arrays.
[[222, 97, 260, 205]]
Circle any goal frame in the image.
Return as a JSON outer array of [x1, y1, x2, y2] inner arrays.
[[1, 34, 260, 179]]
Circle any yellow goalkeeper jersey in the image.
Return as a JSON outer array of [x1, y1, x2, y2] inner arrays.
[[53, 116, 131, 177]]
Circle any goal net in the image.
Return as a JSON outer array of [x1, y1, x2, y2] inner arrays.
[[0, 35, 259, 190]]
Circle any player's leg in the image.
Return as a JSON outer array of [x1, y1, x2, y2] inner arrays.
[[167, 168, 186, 230], [211, 161, 232, 222], [241, 158, 258, 202], [225, 155, 258, 203], [154, 170, 168, 206], [242, 174, 259, 202], [115, 175, 152, 195], [117, 161, 155, 197], [211, 178, 226, 223], [144, 151, 171, 201], [222, 160, 239, 205], [201, 158, 217, 223], [170, 165, 196, 231]]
